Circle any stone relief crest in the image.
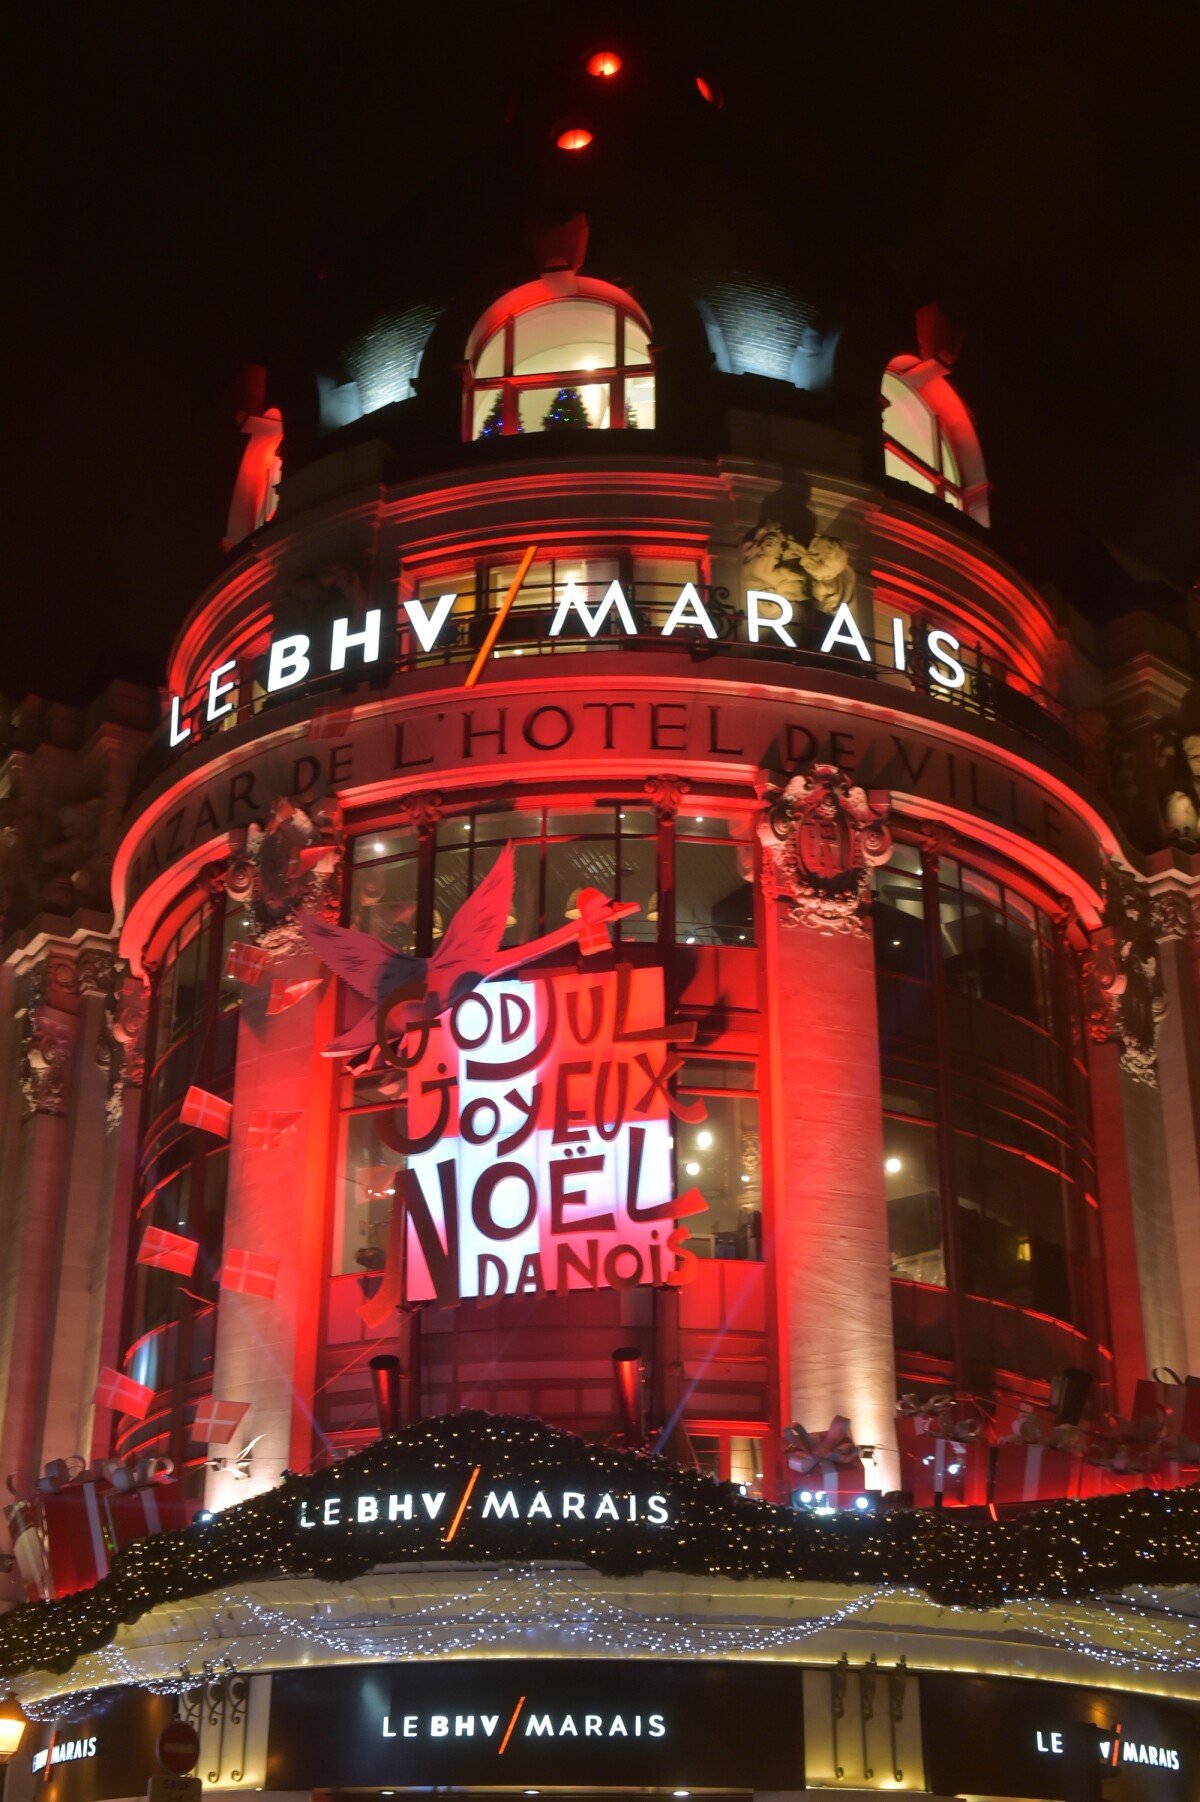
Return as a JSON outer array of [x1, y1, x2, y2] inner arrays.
[[741, 521, 856, 615], [757, 764, 892, 934], [1083, 859, 1167, 1085], [218, 795, 345, 954], [1153, 679, 1200, 847]]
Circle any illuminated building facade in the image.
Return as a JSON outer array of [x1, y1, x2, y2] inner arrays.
[[0, 31, 1196, 1802]]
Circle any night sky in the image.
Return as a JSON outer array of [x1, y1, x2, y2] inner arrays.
[[6, 2, 1198, 707]]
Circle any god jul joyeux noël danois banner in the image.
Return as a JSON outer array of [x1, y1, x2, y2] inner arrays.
[[300, 845, 705, 1310]]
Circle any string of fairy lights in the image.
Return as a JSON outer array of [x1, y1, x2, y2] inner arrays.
[[14, 1565, 1198, 1724], [2, 1413, 1197, 1694]]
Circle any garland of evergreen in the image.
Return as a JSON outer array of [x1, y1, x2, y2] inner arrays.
[[1, 1413, 1196, 1681]]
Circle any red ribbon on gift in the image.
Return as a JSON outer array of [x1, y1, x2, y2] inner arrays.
[[782, 1416, 868, 1475]]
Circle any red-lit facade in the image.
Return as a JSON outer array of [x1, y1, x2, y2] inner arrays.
[[0, 32, 1196, 1800]]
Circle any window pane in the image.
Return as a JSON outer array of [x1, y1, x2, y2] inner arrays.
[[475, 809, 542, 842], [354, 829, 418, 865], [882, 371, 937, 468], [546, 839, 616, 927], [674, 1091, 761, 1260], [619, 837, 658, 941], [519, 381, 609, 432], [335, 1111, 404, 1275], [473, 385, 504, 438], [884, 1117, 944, 1285], [730, 1435, 764, 1496], [474, 327, 505, 379], [676, 840, 755, 945], [624, 372, 655, 429], [624, 318, 651, 366], [956, 1130, 1071, 1320], [873, 863, 926, 978], [351, 853, 419, 952], [513, 301, 615, 375], [884, 447, 937, 493]]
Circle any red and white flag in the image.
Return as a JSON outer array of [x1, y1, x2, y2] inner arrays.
[[246, 1109, 303, 1150], [219, 1248, 279, 1299], [309, 704, 355, 740], [224, 940, 271, 985], [94, 1367, 154, 1420], [192, 1397, 250, 1445], [267, 976, 323, 1016], [136, 1224, 200, 1277], [181, 1086, 233, 1138]]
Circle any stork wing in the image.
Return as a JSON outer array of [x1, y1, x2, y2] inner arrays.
[[429, 842, 515, 995], [297, 912, 424, 1003]]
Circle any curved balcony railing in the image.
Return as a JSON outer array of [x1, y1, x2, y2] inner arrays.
[[136, 581, 1081, 792]]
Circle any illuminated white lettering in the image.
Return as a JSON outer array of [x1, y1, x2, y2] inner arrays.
[[647, 1493, 669, 1524], [650, 1714, 666, 1738], [322, 1496, 341, 1526], [610, 1714, 628, 1736], [527, 1490, 553, 1520], [746, 589, 796, 647], [927, 628, 965, 689], [548, 579, 637, 639], [661, 582, 717, 639], [382, 1715, 396, 1738], [526, 1714, 554, 1737], [481, 1715, 499, 1737], [330, 608, 382, 671], [818, 601, 871, 661], [482, 1489, 518, 1519], [431, 1714, 449, 1738], [891, 615, 907, 671], [357, 1493, 378, 1523], [594, 1494, 619, 1521], [404, 1715, 418, 1738], [206, 658, 238, 722], [585, 1715, 603, 1736], [558, 1714, 578, 1735], [168, 693, 191, 747], [455, 1716, 474, 1735], [562, 1491, 585, 1518], [422, 1490, 447, 1519], [266, 633, 311, 692], [388, 1492, 413, 1520], [297, 1499, 315, 1528], [403, 593, 458, 652]]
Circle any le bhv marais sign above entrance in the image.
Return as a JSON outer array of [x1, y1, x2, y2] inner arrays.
[[165, 582, 970, 747]]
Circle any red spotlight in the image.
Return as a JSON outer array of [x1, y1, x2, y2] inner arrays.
[[556, 128, 593, 152], [586, 50, 622, 78], [695, 74, 722, 106]]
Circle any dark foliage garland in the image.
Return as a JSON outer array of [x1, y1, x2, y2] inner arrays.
[[1, 1412, 1197, 1681]]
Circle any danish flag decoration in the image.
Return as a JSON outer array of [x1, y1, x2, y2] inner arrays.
[[136, 1224, 200, 1276], [219, 1248, 280, 1299], [267, 975, 323, 1016], [246, 1109, 303, 1151], [181, 1086, 233, 1138], [94, 1367, 155, 1420], [224, 940, 271, 985], [192, 1397, 250, 1445]]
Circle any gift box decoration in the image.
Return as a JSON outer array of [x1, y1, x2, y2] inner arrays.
[[993, 1438, 1081, 1504], [783, 1416, 870, 1508], [1131, 1368, 1200, 1444], [38, 1471, 111, 1596], [910, 1436, 991, 1508], [3, 1498, 50, 1601], [103, 1462, 192, 1551]]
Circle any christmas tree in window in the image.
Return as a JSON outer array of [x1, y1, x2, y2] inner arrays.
[[542, 385, 590, 430], [479, 392, 516, 437]]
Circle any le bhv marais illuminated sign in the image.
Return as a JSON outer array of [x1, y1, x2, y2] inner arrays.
[[166, 583, 969, 747], [296, 1472, 671, 1534]]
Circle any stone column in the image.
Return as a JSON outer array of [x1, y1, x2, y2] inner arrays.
[[758, 766, 898, 1489], [0, 952, 79, 1488], [206, 964, 337, 1509], [1151, 883, 1200, 1373]]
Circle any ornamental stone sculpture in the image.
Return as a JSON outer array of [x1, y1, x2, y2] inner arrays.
[[1084, 859, 1167, 1085], [741, 521, 857, 616], [757, 764, 892, 934], [220, 794, 345, 954]]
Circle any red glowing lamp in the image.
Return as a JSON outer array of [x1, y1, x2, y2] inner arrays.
[[586, 50, 622, 78], [556, 127, 593, 152], [695, 74, 722, 106]]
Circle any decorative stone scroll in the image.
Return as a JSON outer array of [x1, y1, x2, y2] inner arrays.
[[1084, 859, 1168, 1085], [757, 763, 892, 935], [217, 795, 345, 954]]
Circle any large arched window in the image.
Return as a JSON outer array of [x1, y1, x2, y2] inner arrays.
[[882, 354, 989, 525], [464, 279, 654, 439]]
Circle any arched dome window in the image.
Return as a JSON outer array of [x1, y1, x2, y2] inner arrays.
[[464, 279, 654, 439], [881, 354, 989, 525]]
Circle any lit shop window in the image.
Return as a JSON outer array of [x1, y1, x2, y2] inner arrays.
[[882, 1085, 944, 1287], [349, 829, 419, 951], [881, 356, 988, 523], [690, 1431, 765, 1496], [465, 282, 654, 438], [674, 1059, 762, 1261], [675, 814, 755, 946], [955, 1099, 1073, 1320], [433, 806, 658, 947], [334, 1074, 405, 1277]]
